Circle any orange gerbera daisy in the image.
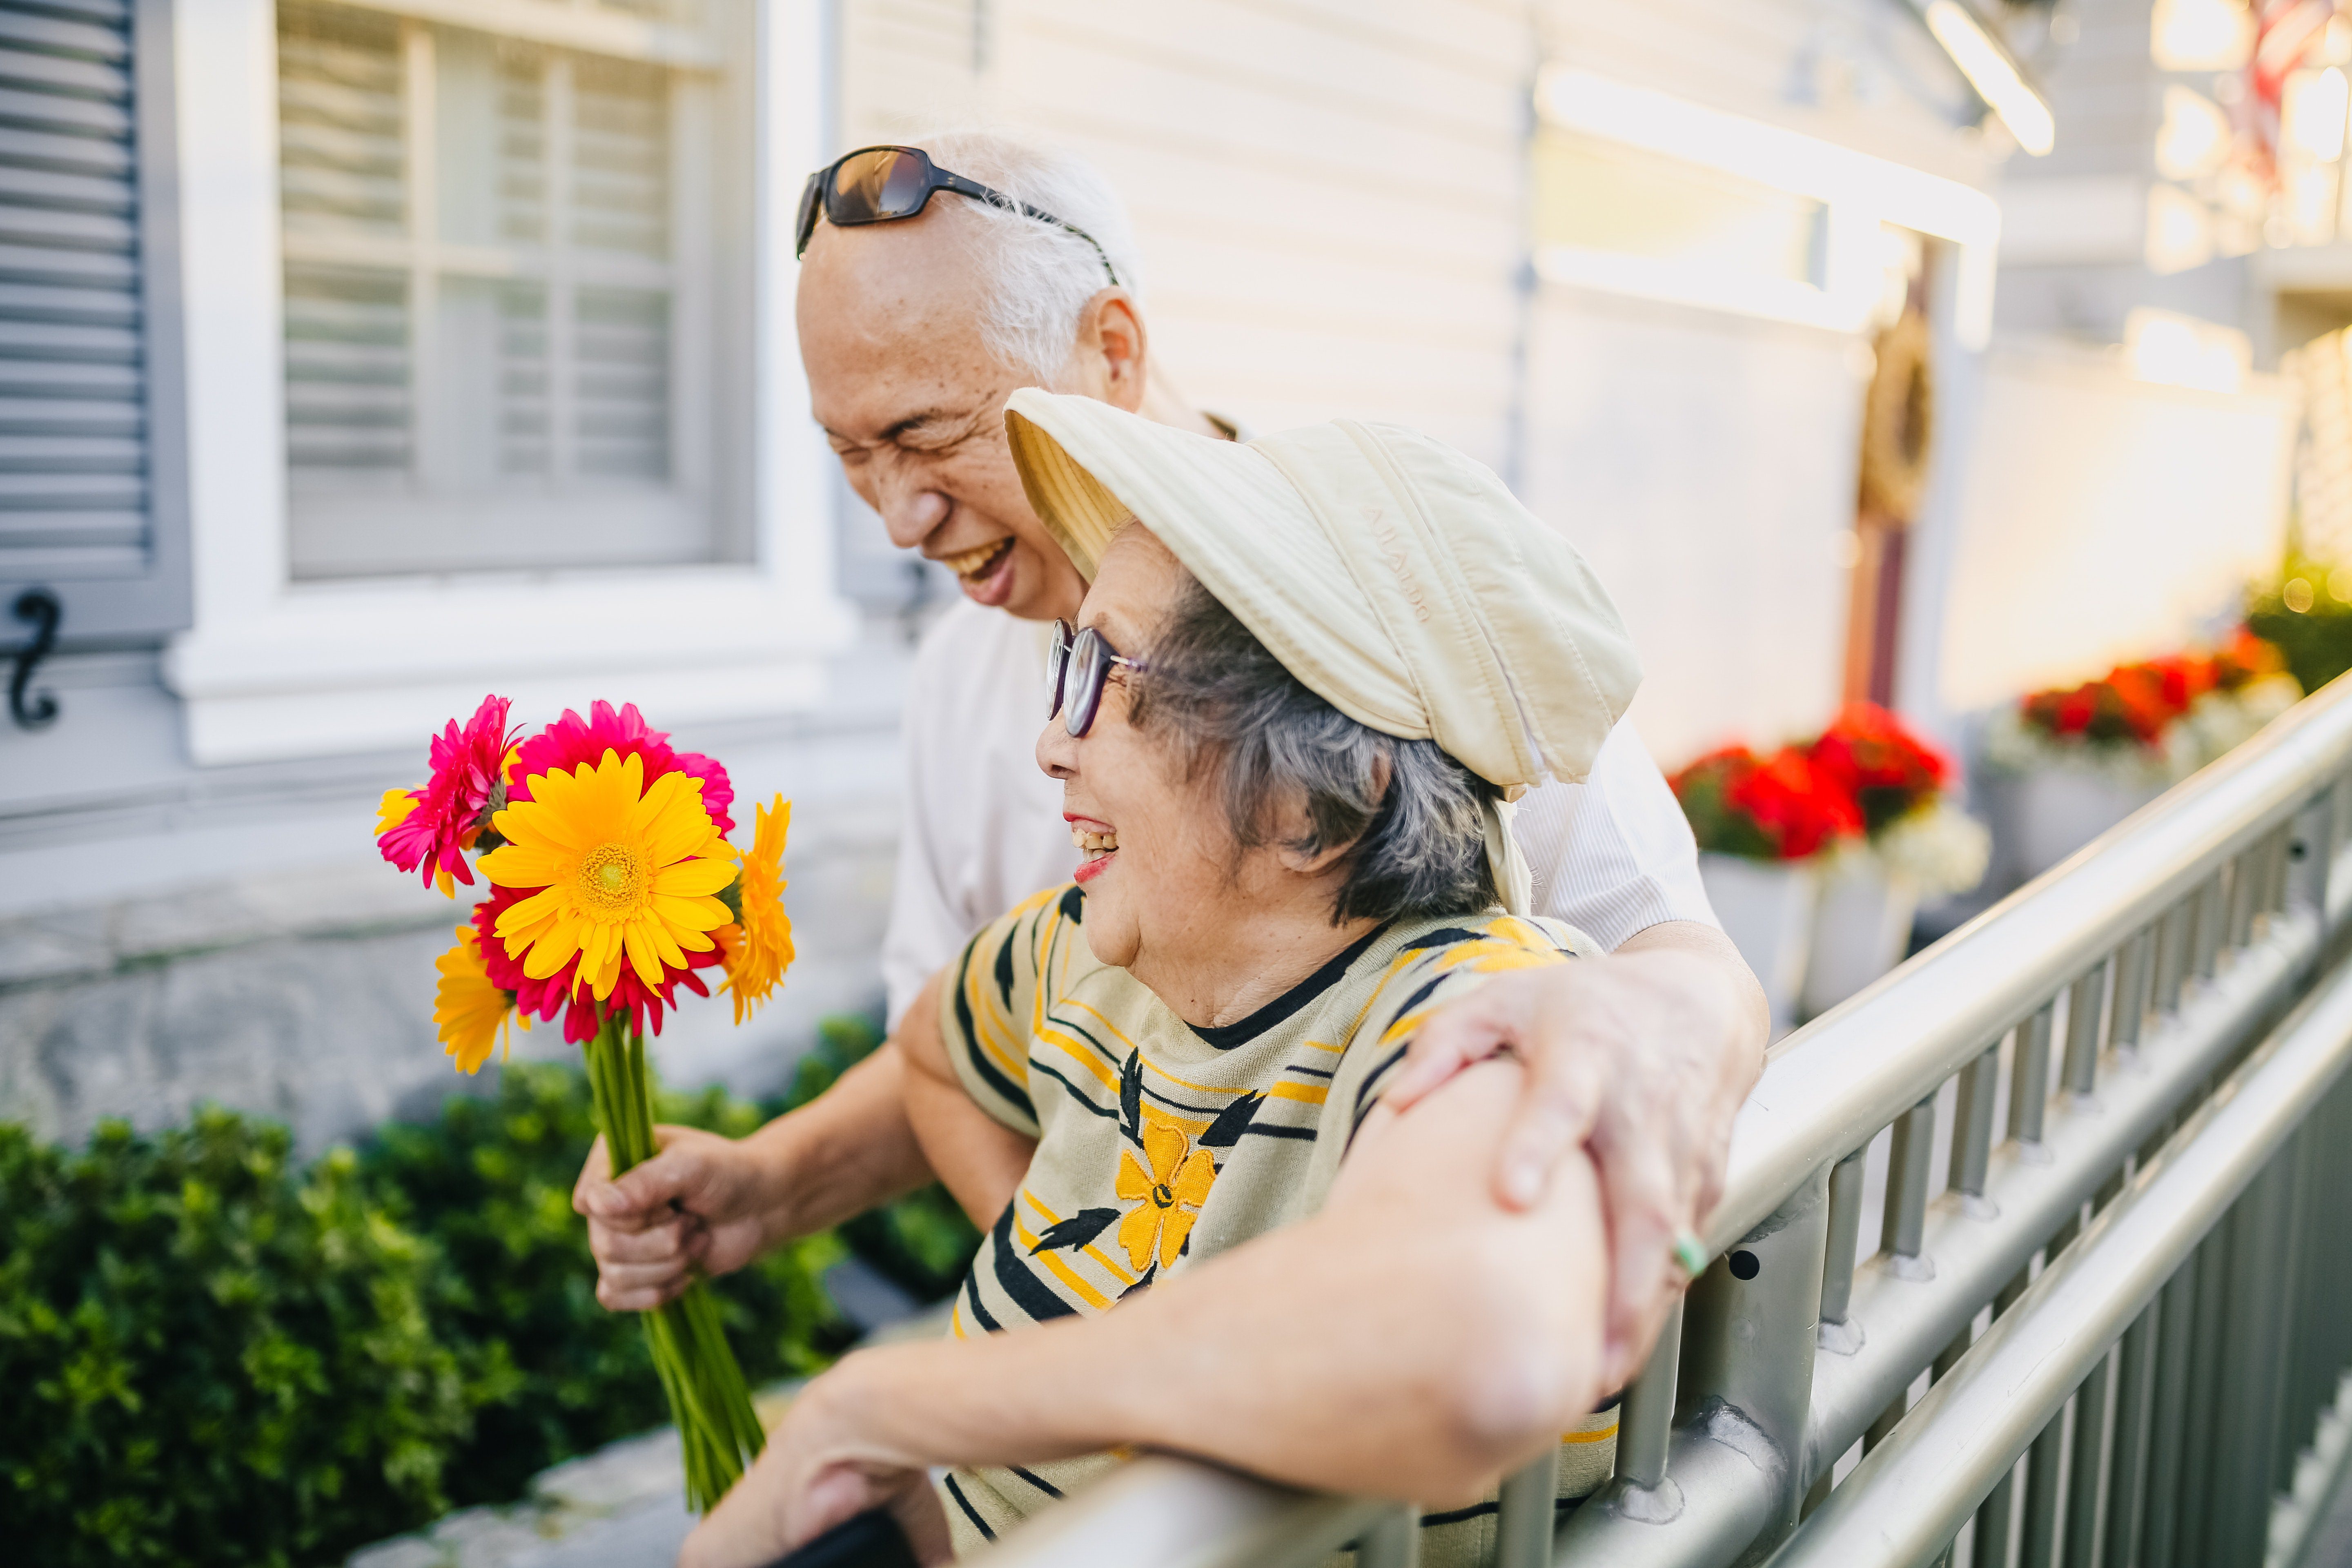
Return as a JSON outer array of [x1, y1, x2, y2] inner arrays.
[[720, 795, 795, 1025], [433, 921, 519, 1074], [480, 748, 737, 1003]]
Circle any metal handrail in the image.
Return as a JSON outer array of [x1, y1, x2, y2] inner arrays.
[[1766, 951, 2352, 1566], [963, 675, 2352, 1568]]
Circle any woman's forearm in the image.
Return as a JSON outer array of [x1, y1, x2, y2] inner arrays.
[[817, 1059, 1607, 1503]]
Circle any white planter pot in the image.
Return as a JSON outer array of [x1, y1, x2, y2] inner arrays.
[[1800, 853, 1922, 1021], [2000, 768, 2165, 882], [1698, 852, 1819, 1036]]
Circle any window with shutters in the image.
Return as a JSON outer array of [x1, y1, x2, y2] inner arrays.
[[161, 0, 846, 766], [0, 0, 187, 641], [275, 0, 749, 580]]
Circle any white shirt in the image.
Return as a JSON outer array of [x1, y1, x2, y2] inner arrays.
[[882, 599, 1719, 1025]]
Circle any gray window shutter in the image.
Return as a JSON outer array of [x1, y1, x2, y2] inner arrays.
[[0, 0, 188, 646]]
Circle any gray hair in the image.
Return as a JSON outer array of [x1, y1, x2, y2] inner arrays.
[[900, 126, 1145, 383], [1128, 575, 1499, 925]]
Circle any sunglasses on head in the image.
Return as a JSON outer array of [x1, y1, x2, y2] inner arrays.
[[1047, 620, 1145, 737], [796, 145, 1122, 285]]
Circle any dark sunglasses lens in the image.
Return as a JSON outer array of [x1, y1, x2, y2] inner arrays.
[[828, 148, 932, 225], [794, 173, 822, 254], [1065, 630, 1105, 736], [1046, 622, 1073, 719]]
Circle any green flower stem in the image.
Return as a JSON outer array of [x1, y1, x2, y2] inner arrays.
[[583, 1013, 766, 1512]]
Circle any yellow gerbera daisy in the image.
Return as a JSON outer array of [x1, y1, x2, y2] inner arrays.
[[721, 795, 795, 1025], [479, 748, 737, 1003], [434, 922, 519, 1074]]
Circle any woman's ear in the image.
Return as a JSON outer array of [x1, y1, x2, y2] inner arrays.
[[1272, 753, 1388, 877]]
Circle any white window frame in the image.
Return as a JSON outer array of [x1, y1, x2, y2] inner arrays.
[[1532, 68, 2003, 350], [162, 0, 851, 766]]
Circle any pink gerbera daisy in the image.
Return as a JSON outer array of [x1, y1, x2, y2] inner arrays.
[[506, 699, 735, 835], [377, 694, 519, 894]]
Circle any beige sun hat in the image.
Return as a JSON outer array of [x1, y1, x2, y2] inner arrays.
[[1002, 386, 1642, 913]]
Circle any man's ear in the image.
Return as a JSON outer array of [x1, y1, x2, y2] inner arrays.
[[1072, 290, 1148, 412]]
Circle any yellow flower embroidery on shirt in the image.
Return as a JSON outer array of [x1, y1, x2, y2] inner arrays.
[[1115, 1120, 1216, 1272]]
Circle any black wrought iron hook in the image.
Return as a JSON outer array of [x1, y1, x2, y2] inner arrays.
[[9, 587, 59, 731]]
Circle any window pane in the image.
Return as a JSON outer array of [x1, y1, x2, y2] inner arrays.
[[284, 264, 410, 484], [280, 2, 746, 581], [278, 4, 404, 243], [575, 285, 668, 480], [572, 57, 668, 258], [434, 32, 547, 249]]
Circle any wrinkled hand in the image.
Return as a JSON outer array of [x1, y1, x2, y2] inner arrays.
[[572, 1124, 778, 1311], [679, 1357, 953, 1568], [1383, 929, 1765, 1388]]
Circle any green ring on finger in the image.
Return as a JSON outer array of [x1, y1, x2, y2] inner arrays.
[[1672, 1229, 1709, 1279]]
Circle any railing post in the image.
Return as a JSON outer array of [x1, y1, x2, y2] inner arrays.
[[2062, 960, 2109, 1103], [1357, 1503, 1420, 1568], [1882, 1093, 1938, 1279], [1493, 1450, 1556, 1568], [2009, 1002, 2056, 1159], [1612, 1296, 1683, 1498], [2111, 927, 2153, 1060], [1816, 1148, 1867, 1356], [1677, 1163, 1831, 1540], [1949, 1043, 2001, 1218]]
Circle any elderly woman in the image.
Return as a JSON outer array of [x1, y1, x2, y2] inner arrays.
[[681, 390, 1651, 1568]]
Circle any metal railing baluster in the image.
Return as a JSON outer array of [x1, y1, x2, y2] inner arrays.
[[2101, 1302, 2158, 1568], [2063, 959, 2108, 1101], [2064, 1350, 2111, 1568], [1973, 1465, 2016, 1568], [1882, 1093, 1938, 1278], [2173, 1229, 2233, 1562], [2194, 874, 2227, 983], [1356, 1503, 1419, 1568], [2140, 1258, 2198, 1568], [2227, 849, 2258, 952], [1612, 1296, 1681, 1492], [2009, 1004, 2056, 1156], [1492, 1450, 1555, 1568], [1949, 1044, 2000, 1215], [1817, 1147, 1867, 1355], [2151, 900, 2187, 1018], [2020, 1400, 2066, 1568], [2111, 927, 2152, 1060]]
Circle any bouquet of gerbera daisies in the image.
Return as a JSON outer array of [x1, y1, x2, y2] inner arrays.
[[374, 696, 797, 1511]]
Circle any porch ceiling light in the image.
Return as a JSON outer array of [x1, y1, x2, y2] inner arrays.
[[1909, 0, 2057, 157]]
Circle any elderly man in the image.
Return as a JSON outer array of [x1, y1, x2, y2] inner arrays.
[[575, 131, 1764, 1393]]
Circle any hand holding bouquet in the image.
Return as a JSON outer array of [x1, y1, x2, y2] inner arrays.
[[374, 696, 796, 1510]]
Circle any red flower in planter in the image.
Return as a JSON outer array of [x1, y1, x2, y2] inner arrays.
[[1804, 702, 1951, 835], [1671, 744, 1862, 861]]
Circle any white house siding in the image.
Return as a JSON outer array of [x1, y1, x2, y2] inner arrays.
[[6, 0, 2006, 1150]]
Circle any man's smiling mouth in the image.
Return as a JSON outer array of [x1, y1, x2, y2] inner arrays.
[[940, 537, 1014, 581]]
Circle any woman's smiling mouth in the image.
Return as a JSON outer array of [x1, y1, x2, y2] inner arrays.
[[1069, 819, 1119, 883]]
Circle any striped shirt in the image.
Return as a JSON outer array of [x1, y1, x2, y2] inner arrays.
[[935, 883, 1618, 1564]]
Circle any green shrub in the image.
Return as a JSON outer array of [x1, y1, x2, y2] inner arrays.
[[0, 1111, 470, 1568], [0, 1014, 975, 1563], [2249, 575, 2352, 698]]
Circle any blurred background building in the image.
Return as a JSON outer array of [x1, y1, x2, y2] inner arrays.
[[0, 0, 2304, 1151]]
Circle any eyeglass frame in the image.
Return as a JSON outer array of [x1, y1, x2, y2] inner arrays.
[[1047, 620, 1146, 737], [795, 145, 1123, 286]]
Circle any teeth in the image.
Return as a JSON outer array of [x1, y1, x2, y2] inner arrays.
[[941, 537, 1012, 578], [1069, 826, 1120, 853]]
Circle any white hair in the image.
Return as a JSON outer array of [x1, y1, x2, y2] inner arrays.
[[899, 125, 1145, 383]]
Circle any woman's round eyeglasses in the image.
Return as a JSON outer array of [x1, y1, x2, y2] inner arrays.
[[1047, 621, 1145, 737]]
